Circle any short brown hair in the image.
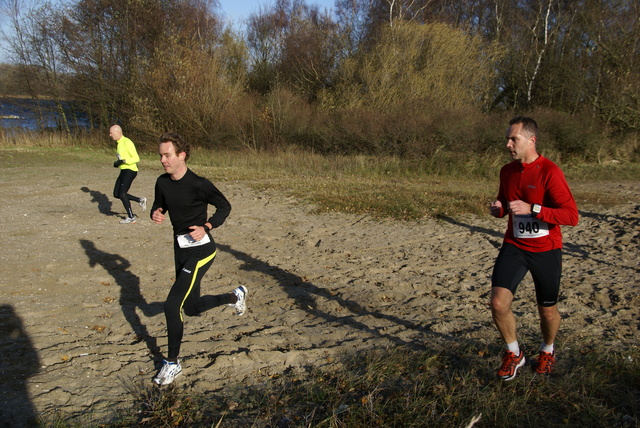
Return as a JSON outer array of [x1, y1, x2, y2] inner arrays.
[[509, 116, 538, 139], [159, 132, 190, 161]]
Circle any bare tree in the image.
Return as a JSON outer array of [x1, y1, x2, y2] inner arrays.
[[0, 0, 74, 131], [247, 0, 339, 99], [382, 0, 431, 26], [335, 0, 372, 56], [53, 0, 221, 130], [524, 0, 556, 104]]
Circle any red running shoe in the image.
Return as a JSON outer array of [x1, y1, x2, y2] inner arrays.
[[534, 351, 556, 375], [497, 351, 526, 381]]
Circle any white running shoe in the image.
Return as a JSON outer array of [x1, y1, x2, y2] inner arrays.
[[139, 197, 147, 212], [120, 216, 137, 224], [153, 360, 182, 385], [230, 286, 248, 316]]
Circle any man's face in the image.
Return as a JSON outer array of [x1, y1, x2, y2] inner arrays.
[[159, 141, 185, 176], [109, 127, 122, 141], [505, 123, 535, 162]]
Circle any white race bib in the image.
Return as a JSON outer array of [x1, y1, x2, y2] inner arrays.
[[176, 233, 211, 248], [512, 215, 550, 238]]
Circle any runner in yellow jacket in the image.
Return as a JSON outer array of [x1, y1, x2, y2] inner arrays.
[[110, 125, 146, 223]]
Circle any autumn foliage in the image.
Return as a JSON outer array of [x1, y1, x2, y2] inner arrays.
[[1, 0, 638, 159]]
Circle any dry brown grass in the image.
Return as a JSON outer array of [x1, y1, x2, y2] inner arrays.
[[1, 141, 637, 220]]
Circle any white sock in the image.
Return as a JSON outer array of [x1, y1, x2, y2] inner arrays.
[[506, 341, 520, 355], [540, 342, 554, 354]]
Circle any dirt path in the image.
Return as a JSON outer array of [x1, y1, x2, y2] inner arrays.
[[1, 152, 638, 425]]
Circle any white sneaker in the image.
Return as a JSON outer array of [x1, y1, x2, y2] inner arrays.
[[153, 360, 182, 385], [120, 216, 137, 224], [230, 286, 248, 316], [139, 197, 147, 212]]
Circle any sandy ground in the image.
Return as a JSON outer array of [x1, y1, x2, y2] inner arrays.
[[0, 154, 638, 426]]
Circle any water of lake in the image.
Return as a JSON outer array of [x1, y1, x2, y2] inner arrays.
[[0, 97, 91, 131]]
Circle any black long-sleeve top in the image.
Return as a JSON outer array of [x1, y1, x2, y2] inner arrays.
[[150, 169, 231, 236]]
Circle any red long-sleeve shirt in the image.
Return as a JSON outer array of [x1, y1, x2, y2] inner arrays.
[[496, 155, 578, 252]]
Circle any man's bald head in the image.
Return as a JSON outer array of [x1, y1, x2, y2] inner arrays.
[[109, 125, 123, 141]]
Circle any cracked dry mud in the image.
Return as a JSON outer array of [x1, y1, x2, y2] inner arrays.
[[0, 152, 638, 425]]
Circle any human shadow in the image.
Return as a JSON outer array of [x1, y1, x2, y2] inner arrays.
[[0, 304, 40, 426], [572, 208, 640, 272], [80, 186, 117, 216], [439, 211, 639, 272], [80, 239, 162, 356], [217, 243, 481, 353], [438, 215, 504, 246], [578, 207, 640, 224], [578, 208, 640, 243], [440, 214, 593, 257]]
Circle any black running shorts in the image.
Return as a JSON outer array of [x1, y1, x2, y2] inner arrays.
[[491, 243, 562, 307]]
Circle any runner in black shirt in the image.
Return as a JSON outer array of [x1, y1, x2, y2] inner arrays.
[[150, 132, 248, 385]]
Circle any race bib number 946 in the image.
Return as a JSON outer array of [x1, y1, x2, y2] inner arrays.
[[512, 215, 550, 238]]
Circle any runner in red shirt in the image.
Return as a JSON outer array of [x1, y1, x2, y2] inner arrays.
[[489, 116, 578, 380]]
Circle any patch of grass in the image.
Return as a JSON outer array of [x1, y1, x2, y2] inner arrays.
[[190, 148, 636, 219], [45, 344, 635, 427], [565, 161, 640, 181], [2, 143, 637, 219], [190, 148, 501, 219], [0, 146, 114, 169], [109, 382, 227, 427], [246, 344, 639, 427], [250, 176, 493, 219]]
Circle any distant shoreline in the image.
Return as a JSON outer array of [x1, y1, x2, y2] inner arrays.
[[0, 97, 91, 130], [0, 94, 69, 100]]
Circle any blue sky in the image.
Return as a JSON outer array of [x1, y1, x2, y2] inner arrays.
[[217, 0, 336, 26]]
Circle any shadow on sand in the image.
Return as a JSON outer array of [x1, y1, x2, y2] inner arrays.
[[80, 186, 117, 216], [216, 243, 489, 353], [80, 239, 163, 357], [0, 304, 40, 426]]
